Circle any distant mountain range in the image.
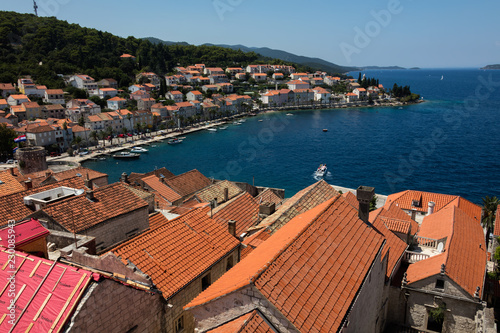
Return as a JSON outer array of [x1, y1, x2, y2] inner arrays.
[[360, 66, 407, 70], [144, 37, 358, 74], [480, 64, 500, 70]]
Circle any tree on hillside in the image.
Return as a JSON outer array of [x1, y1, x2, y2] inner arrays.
[[482, 196, 500, 247], [0, 124, 17, 161]]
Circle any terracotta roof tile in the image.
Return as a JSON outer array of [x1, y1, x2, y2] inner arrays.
[[494, 205, 500, 237], [186, 195, 385, 332], [0, 177, 86, 225], [369, 209, 408, 279], [148, 212, 169, 229], [255, 189, 283, 207], [192, 180, 242, 204], [258, 180, 338, 233], [212, 192, 260, 237], [342, 191, 359, 209], [0, 169, 26, 196], [43, 183, 148, 233], [53, 166, 107, 183], [111, 208, 239, 299], [241, 228, 272, 260], [406, 205, 487, 298], [385, 190, 481, 223], [164, 169, 211, 198], [127, 167, 175, 185], [142, 174, 182, 204]]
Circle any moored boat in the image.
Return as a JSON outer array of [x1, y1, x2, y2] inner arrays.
[[130, 146, 149, 153], [207, 128, 217, 132], [168, 138, 183, 145], [113, 152, 140, 159]]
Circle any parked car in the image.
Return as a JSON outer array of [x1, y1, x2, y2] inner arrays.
[[118, 134, 125, 138], [127, 133, 133, 137], [50, 152, 60, 157], [6, 159, 14, 164]]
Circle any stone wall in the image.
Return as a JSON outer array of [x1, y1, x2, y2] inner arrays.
[[65, 278, 166, 333], [404, 276, 482, 332], [87, 206, 149, 252], [344, 250, 387, 333], [166, 249, 239, 333], [189, 285, 298, 333], [386, 285, 407, 326]]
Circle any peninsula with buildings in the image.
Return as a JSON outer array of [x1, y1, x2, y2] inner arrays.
[[0, 10, 497, 333]]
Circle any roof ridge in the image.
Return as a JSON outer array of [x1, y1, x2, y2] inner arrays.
[[443, 206, 457, 269], [250, 195, 340, 285]]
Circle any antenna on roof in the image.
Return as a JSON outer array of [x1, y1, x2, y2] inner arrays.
[[33, 0, 38, 16]]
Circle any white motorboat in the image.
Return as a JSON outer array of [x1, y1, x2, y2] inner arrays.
[[316, 164, 327, 177], [130, 146, 149, 153], [168, 138, 183, 145], [207, 128, 217, 132], [113, 152, 140, 159], [219, 126, 228, 130]]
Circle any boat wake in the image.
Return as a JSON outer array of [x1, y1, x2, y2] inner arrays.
[[312, 171, 332, 181]]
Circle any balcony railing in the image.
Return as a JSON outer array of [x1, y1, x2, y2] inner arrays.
[[404, 251, 430, 263], [413, 236, 438, 249]]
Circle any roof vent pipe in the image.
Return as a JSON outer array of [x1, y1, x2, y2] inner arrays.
[[427, 201, 435, 215]]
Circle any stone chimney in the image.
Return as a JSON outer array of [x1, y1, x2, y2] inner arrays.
[[224, 188, 229, 202], [427, 201, 435, 215], [228, 220, 236, 238], [9, 168, 14, 176], [84, 173, 92, 190], [356, 186, 374, 225], [259, 202, 276, 216], [86, 190, 95, 201], [24, 179, 33, 190], [121, 172, 128, 183]]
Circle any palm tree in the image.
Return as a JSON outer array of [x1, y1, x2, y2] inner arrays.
[[482, 196, 500, 247], [90, 131, 98, 146], [72, 136, 83, 152]]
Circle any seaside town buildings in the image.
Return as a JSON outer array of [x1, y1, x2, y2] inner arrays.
[[0, 60, 396, 156], [0, 149, 496, 333]]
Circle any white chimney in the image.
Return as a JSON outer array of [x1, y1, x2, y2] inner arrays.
[[428, 201, 435, 215]]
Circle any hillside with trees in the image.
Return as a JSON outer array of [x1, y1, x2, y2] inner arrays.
[[0, 11, 315, 89]]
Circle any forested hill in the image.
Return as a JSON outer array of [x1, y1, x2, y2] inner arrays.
[[0, 11, 313, 88]]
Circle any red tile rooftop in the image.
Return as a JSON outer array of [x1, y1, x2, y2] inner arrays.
[[111, 208, 239, 299], [406, 205, 486, 298], [186, 195, 385, 332], [43, 182, 148, 233], [212, 192, 260, 237], [163, 169, 211, 198], [142, 174, 182, 203]]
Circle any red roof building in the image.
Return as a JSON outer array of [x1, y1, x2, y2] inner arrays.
[[186, 195, 387, 332]]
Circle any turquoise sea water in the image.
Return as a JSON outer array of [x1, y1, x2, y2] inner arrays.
[[83, 69, 500, 203]]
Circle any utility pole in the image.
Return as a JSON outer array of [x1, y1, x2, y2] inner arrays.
[[33, 1, 38, 16]]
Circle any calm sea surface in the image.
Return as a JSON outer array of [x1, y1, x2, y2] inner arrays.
[[83, 69, 500, 203]]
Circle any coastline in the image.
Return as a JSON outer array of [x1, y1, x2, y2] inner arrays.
[[0, 98, 424, 172]]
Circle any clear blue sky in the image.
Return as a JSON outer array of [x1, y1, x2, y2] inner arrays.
[[2, 0, 499, 68]]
